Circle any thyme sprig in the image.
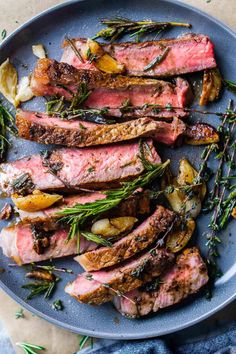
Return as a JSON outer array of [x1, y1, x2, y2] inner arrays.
[[58, 141, 170, 248], [16, 342, 45, 354], [199, 100, 236, 295], [30, 263, 73, 274], [0, 103, 17, 161], [93, 17, 191, 42], [45, 85, 115, 124]]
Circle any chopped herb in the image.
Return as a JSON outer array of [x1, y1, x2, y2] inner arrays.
[[131, 259, 149, 279], [143, 47, 169, 71], [15, 308, 24, 319], [87, 167, 95, 173], [141, 278, 162, 292], [52, 299, 63, 311], [12, 173, 35, 196], [85, 274, 93, 281], [16, 342, 45, 354], [1, 29, 7, 40], [93, 17, 191, 42], [165, 103, 173, 111], [86, 47, 98, 63]]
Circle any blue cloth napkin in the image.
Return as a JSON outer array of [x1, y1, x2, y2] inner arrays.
[[80, 322, 236, 354]]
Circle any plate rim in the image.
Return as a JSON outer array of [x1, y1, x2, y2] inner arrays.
[[0, 0, 236, 340]]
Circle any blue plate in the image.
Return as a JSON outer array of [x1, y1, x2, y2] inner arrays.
[[0, 0, 235, 339]]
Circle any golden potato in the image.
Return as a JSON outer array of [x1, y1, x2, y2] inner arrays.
[[232, 207, 236, 219], [199, 68, 222, 106], [12, 190, 63, 212], [91, 216, 137, 238], [166, 219, 196, 253], [185, 123, 219, 146], [177, 159, 207, 201], [86, 39, 125, 74]]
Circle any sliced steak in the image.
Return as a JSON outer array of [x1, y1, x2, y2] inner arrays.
[[16, 110, 186, 147], [0, 139, 160, 196], [61, 34, 216, 77], [113, 248, 208, 318], [0, 225, 86, 265], [65, 248, 174, 305], [76, 206, 175, 271], [17, 191, 150, 229], [30, 58, 192, 119]]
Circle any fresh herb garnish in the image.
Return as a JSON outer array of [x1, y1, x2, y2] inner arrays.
[[58, 141, 169, 249], [224, 79, 236, 93], [16, 342, 45, 354], [15, 308, 24, 319], [30, 263, 73, 274], [0, 104, 17, 161], [79, 335, 93, 350], [22, 276, 60, 300], [11, 173, 35, 196], [141, 278, 162, 292], [143, 47, 170, 71], [1, 29, 7, 40], [52, 299, 63, 311], [81, 231, 113, 247], [93, 17, 191, 42], [65, 36, 84, 63]]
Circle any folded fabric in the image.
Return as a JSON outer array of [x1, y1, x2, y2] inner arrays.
[[78, 321, 236, 354]]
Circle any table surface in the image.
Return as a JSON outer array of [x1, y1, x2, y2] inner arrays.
[[0, 1, 236, 353]]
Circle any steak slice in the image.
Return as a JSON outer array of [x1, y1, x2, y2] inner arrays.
[[113, 248, 208, 318], [76, 206, 175, 271], [61, 34, 216, 77], [30, 58, 192, 119], [65, 248, 174, 305], [16, 110, 186, 147], [0, 225, 83, 265], [0, 139, 160, 196], [17, 191, 150, 229]]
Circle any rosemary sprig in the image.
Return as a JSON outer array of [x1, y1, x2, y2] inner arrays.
[[30, 263, 73, 274], [93, 17, 191, 42], [0, 104, 17, 161], [80, 231, 113, 247], [16, 342, 45, 354], [223, 79, 236, 93], [143, 47, 170, 71], [79, 336, 93, 350], [65, 36, 84, 63], [22, 276, 60, 300], [58, 141, 170, 248]]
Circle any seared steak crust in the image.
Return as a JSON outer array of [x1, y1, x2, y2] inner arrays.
[[16, 110, 186, 147], [30, 58, 191, 119], [61, 34, 216, 77], [65, 248, 174, 305], [113, 248, 209, 317], [76, 206, 175, 271]]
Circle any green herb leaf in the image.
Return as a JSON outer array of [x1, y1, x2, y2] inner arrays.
[[16, 342, 45, 354], [1, 29, 7, 40], [143, 47, 169, 71], [15, 308, 24, 319], [52, 299, 64, 311], [81, 231, 113, 247]]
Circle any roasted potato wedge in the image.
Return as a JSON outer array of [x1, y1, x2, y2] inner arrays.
[[232, 207, 236, 219], [199, 68, 222, 106], [166, 219, 196, 253], [177, 159, 207, 201], [12, 190, 63, 212], [185, 123, 219, 146], [86, 39, 125, 74], [91, 216, 137, 238]]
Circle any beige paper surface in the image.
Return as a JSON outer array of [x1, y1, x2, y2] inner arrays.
[[0, 0, 235, 353]]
